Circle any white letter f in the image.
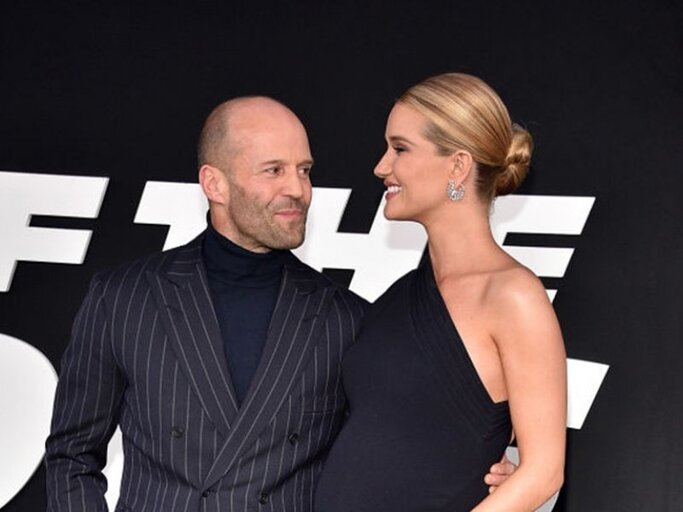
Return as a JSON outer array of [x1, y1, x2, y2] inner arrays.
[[0, 171, 108, 292]]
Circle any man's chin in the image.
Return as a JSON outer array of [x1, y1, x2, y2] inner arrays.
[[269, 228, 305, 250], [284, 232, 306, 250]]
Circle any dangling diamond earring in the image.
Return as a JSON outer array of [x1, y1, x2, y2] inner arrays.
[[447, 180, 465, 201]]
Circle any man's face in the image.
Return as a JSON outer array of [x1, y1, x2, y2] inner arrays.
[[218, 108, 313, 252]]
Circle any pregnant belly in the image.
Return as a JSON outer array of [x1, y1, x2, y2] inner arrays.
[[314, 417, 492, 512]]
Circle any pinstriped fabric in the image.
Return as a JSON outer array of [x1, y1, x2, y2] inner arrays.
[[45, 233, 368, 512]]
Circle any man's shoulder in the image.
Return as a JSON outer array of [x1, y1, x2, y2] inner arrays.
[[91, 235, 203, 293], [326, 276, 370, 315], [285, 255, 370, 313]]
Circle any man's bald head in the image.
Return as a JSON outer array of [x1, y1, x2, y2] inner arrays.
[[197, 96, 303, 170], [197, 96, 313, 252]]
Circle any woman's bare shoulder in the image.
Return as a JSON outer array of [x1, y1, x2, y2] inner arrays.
[[485, 260, 547, 302], [484, 262, 557, 334]]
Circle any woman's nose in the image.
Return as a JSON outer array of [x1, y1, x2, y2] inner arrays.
[[374, 151, 390, 178]]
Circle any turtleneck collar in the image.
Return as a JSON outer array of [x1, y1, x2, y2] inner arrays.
[[202, 220, 287, 286]]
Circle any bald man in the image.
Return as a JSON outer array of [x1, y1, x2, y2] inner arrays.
[[45, 97, 514, 512], [45, 97, 367, 512]]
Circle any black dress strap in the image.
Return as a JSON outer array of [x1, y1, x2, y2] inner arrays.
[[410, 257, 511, 440]]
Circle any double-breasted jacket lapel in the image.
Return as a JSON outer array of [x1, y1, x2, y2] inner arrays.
[[147, 238, 240, 437], [146, 235, 336, 489], [203, 253, 336, 488]]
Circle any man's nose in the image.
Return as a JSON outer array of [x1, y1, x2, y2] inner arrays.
[[282, 168, 306, 198]]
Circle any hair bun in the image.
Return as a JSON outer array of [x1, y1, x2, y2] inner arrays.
[[495, 124, 533, 196]]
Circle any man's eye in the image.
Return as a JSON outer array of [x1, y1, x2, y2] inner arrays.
[[265, 167, 282, 175], [298, 167, 312, 177]]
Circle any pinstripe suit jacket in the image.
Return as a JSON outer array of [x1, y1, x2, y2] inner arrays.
[[45, 234, 368, 512]]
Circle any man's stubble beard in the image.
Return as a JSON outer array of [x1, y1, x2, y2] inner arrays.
[[228, 182, 309, 251]]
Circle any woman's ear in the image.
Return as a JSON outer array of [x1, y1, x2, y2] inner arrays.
[[199, 164, 229, 205], [449, 150, 474, 184]]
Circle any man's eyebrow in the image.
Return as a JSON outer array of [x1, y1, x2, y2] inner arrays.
[[259, 158, 315, 166], [259, 159, 285, 167]]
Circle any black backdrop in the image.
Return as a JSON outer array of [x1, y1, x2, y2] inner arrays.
[[1, 1, 682, 510]]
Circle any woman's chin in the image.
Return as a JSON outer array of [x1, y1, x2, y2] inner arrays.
[[383, 207, 413, 222], [383, 206, 399, 220]]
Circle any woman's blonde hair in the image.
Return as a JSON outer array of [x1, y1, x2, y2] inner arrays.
[[399, 73, 533, 201]]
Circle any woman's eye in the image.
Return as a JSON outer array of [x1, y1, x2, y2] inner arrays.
[[393, 146, 406, 154]]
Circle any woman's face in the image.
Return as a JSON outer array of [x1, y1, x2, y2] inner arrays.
[[374, 103, 453, 223]]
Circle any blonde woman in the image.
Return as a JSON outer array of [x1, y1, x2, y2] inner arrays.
[[314, 73, 566, 511]]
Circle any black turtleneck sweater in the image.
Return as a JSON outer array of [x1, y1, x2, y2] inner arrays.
[[202, 223, 287, 405]]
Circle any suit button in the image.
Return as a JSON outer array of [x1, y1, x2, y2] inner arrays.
[[171, 426, 185, 438], [287, 433, 299, 445], [258, 493, 270, 504], [202, 488, 215, 498]]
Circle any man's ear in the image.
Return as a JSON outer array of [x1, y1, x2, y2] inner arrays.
[[199, 164, 229, 204], [449, 150, 474, 184]]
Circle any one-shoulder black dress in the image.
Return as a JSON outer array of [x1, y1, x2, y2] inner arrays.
[[314, 259, 511, 511]]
